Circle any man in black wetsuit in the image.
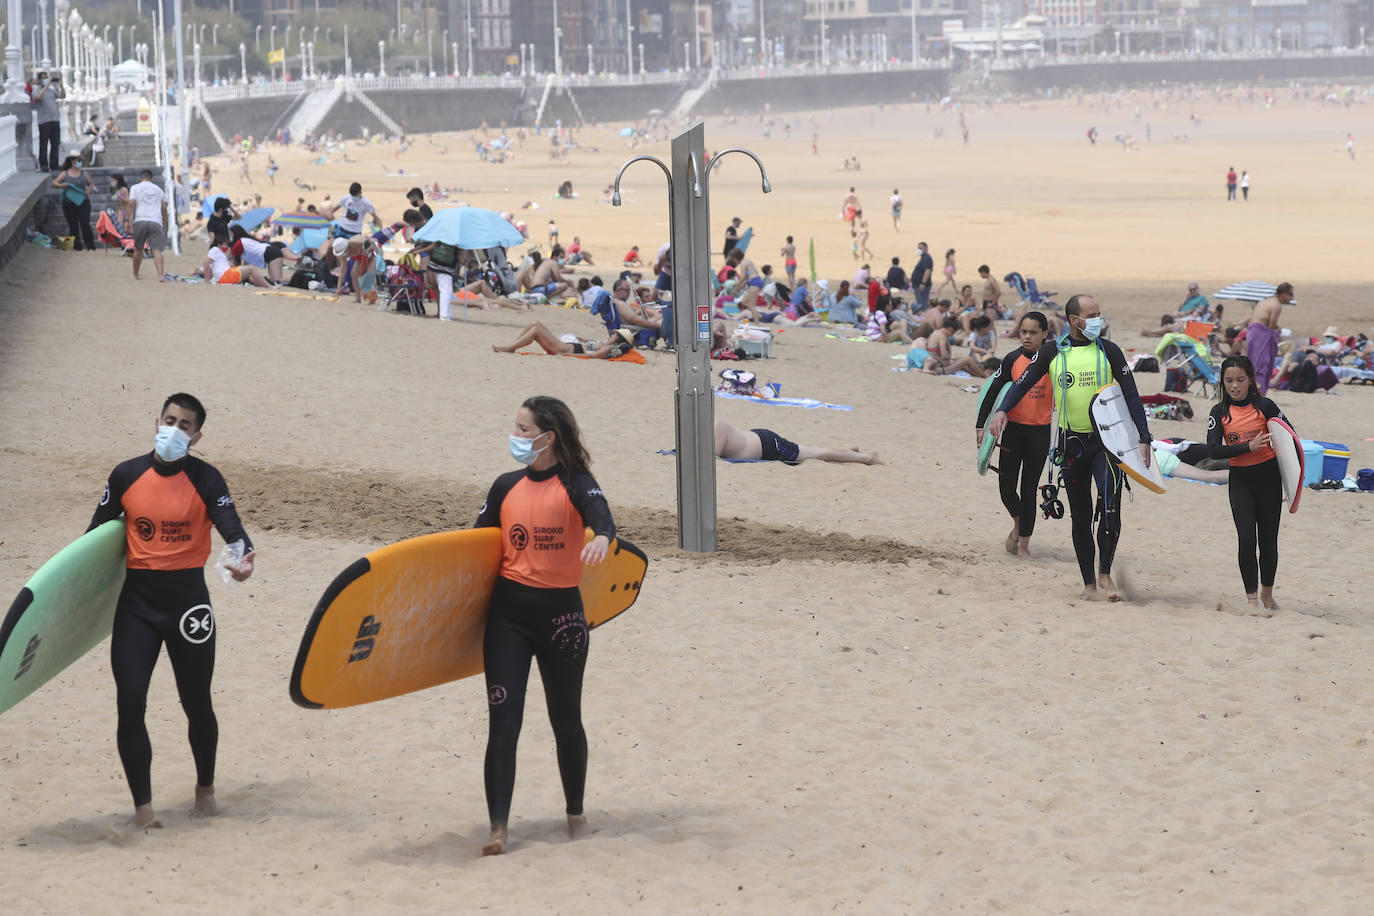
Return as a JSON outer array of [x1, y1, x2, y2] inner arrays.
[[990, 295, 1153, 600], [88, 393, 255, 830]]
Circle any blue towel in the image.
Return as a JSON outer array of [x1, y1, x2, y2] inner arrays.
[[713, 391, 853, 411]]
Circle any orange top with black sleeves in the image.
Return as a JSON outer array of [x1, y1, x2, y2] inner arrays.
[[476, 465, 616, 590]]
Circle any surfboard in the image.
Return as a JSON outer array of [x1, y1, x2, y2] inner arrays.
[[1267, 418, 1303, 514], [975, 374, 1001, 475], [1090, 383, 1167, 494], [0, 520, 126, 716], [290, 528, 648, 710]]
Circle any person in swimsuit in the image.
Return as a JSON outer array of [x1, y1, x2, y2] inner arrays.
[[492, 323, 635, 358], [990, 295, 1153, 600], [976, 312, 1054, 557], [713, 419, 881, 465], [1207, 356, 1290, 612], [937, 249, 958, 297], [87, 393, 255, 831], [474, 397, 616, 856], [781, 236, 798, 287]]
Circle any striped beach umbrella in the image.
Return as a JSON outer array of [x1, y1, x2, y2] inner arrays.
[[274, 210, 333, 229], [1212, 281, 1298, 303]]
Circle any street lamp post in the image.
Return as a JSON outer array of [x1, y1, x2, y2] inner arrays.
[[255, 25, 260, 52], [118, 25, 124, 60], [553, 0, 561, 74], [239, 41, 246, 82], [639, 41, 644, 74], [269, 25, 275, 79], [465, 0, 473, 76], [625, 0, 633, 77], [378, 39, 385, 76], [587, 42, 593, 75], [758, 0, 765, 66]]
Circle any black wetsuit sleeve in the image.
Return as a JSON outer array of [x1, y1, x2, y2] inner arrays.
[[1258, 397, 1288, 427], [1105, 341, 1152, 443], [475, 470, 523, 528], [995, 344, 1054, 415], [565, 472, 616, 541], [87, 456, 147, 532], [1206, 404, 1251, 459], [189, 459, 253, 553], [975, 351, 1021, 429]]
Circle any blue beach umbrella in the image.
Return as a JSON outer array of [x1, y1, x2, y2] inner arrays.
[[230, 207, 275, 232], [413, 206, 524, 250]]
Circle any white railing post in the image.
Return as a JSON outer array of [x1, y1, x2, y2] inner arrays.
[[0, 114, 18, 184]]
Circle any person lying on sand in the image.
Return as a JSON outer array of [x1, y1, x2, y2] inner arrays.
[[492, 323, 636, 359], [713, 419, 881, 465]]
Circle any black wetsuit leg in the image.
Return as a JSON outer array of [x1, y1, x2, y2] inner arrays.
[[110, 569, 217, 807], [999, 422, 1050, 538], [1228, 461, 1282, 593], [1062, 433, 1123, 585], [483, 577, 589, 829]]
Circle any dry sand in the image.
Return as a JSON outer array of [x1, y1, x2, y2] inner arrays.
[[2, 89, 1373, 912]]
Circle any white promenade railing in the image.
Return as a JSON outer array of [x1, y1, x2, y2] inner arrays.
[[0, 115, 18, 185]]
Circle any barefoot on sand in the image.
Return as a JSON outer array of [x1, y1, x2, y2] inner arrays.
[[191, 786, 220, 818], [567, 814, 587, 839], [482, 827, 508, 856], [108, 806, 164, 843], [1097, 574, 1123, 602], [1005, 522, 1019, 555]]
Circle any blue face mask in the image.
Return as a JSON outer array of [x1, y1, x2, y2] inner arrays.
[[1081, 316, 1104, 341], [154, 424, 192, 462], [509, 433, 547, 466]]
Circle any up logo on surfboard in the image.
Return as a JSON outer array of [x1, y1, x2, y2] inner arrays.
[[180, 604, 214, 644]]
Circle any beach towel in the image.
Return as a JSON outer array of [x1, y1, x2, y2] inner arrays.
[[1246, 322, 1280, 395], [515, 349, 647, 364], [714, 391, 853, 411]]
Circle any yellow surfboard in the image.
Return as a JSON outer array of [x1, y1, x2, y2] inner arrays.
[[290, 528, 647, 709]]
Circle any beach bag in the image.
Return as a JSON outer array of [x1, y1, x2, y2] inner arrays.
[[1289, 360, 1319, 393], [717, 368, 757, 394], [1357, 469, 1374, 493], [1164, 367, 1189, 392], [1133, 356, 1159, 372], [429, 242, 458, 268]]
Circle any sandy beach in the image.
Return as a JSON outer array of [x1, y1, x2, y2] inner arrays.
[[2, 87, 1373, 911]]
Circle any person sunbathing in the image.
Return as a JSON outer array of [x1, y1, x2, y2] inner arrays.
[[713, 419, 881, 465], [492, 322, 635, 359]]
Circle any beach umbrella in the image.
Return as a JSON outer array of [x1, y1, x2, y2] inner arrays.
[[230, 207, 275, 233], [275, 210, 332, 229], [808, 237, 816, 284], [735, 226, 753, 255], [1213, 281, 1297, 304], [413, 206, 524, 250]]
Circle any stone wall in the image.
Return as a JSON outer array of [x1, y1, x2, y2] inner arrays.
[[991, 55, 1374, 93], [695, 69, 953, 116]]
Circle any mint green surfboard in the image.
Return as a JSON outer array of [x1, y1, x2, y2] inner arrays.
[[0, 520, 126, 715], [975, 374, 1002, 475]]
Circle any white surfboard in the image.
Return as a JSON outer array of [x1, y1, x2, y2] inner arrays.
[[1267, 418, 1303, 514], [1089, 383, 1166, 494]]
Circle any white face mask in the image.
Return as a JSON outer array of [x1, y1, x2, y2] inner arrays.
[[508, 433, 547, 466], [154, 425, 192, 462]]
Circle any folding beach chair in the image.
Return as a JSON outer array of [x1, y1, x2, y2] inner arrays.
[[96, 210, 135, 255], [1025, 277, 1058, 309], [1003, 271, 1029, 302], [1157, 332, 1219, 398], [382, 261, 427, 315]]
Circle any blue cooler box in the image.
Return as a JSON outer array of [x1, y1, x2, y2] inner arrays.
[[1300, 440, 1324, 485], [1312, 440, 1351, 480]]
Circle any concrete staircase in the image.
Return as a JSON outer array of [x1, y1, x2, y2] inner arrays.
[[194, 95, 230, 155], [94, 133, 159, 170], [349, 84, 401, 136], [671, 72, 715, 120], [287, 83, 344, 142]]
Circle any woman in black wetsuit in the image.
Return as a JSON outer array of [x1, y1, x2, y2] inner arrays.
[[975, 311, 1054, 557], [473, 396, 616, 855], [1206, 356, 1290, 612]]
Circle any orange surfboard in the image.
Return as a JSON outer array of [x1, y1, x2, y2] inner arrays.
[[290, 528, 647, 709]]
